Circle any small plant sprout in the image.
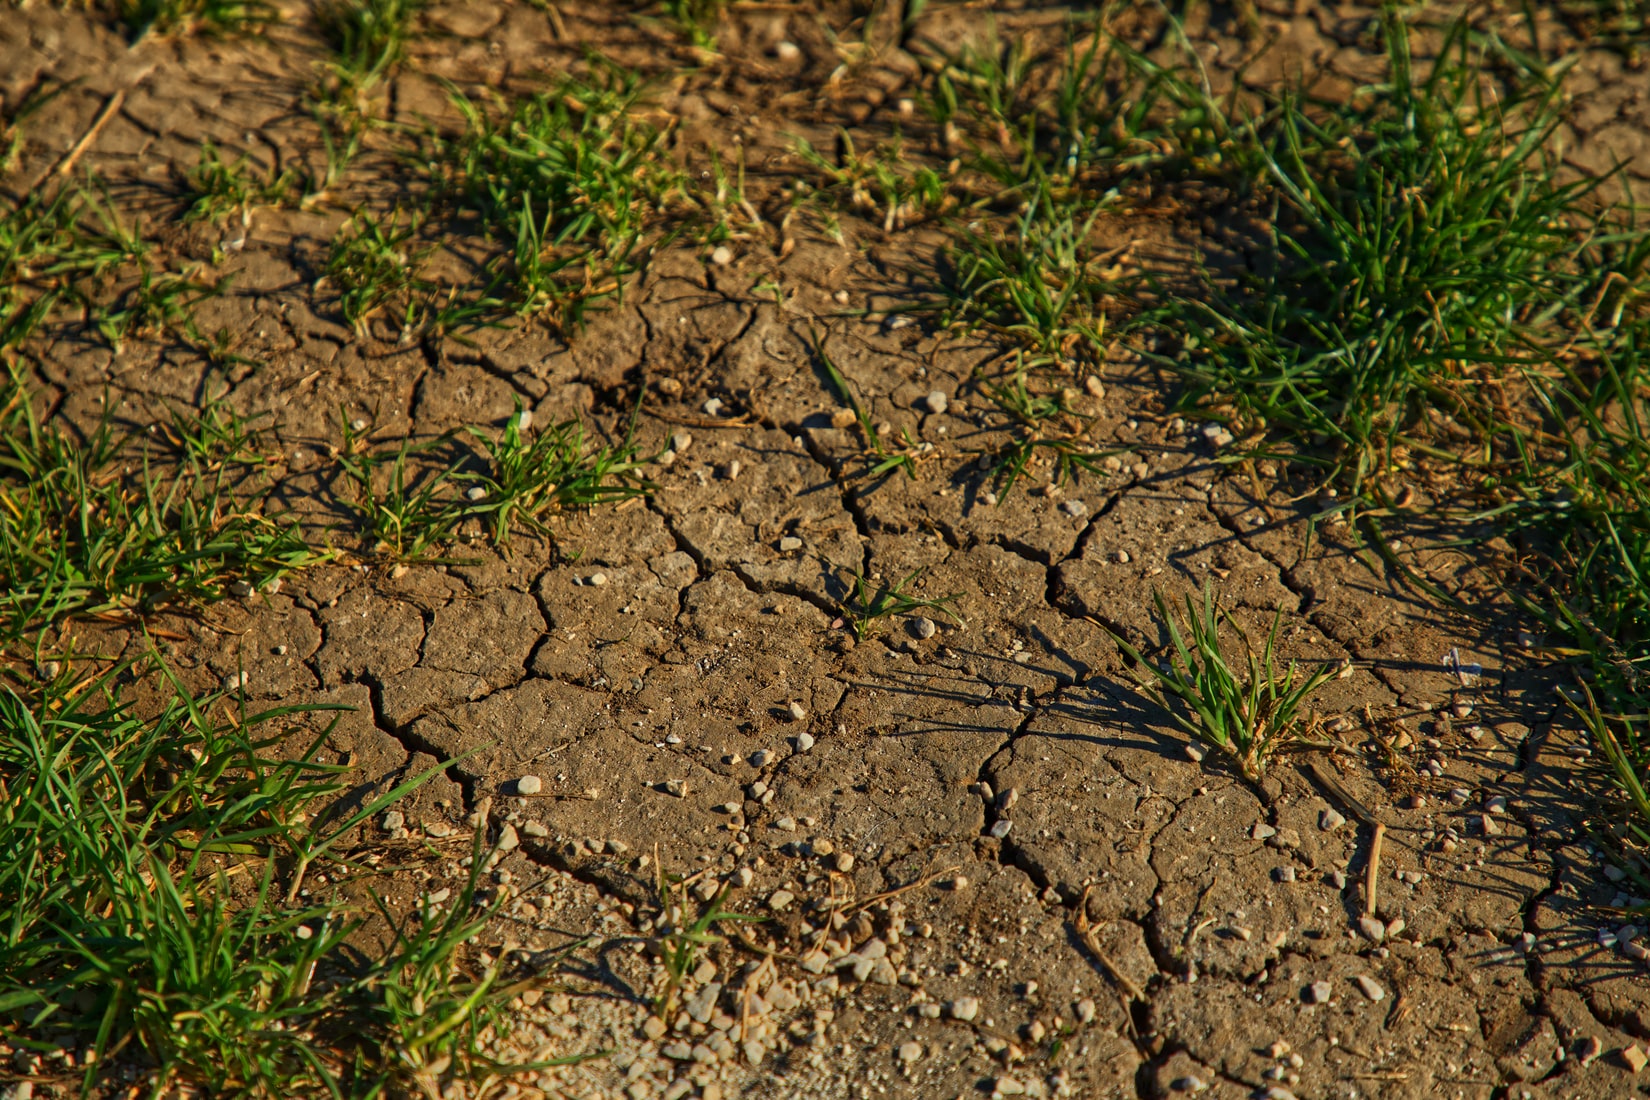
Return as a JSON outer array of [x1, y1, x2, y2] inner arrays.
[[652, 861, 764, 1021], [1109, 583, 1336, 780], [838, 566, 964, 641]]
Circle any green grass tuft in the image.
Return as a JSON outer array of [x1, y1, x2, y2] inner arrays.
[[1151, 13, 1649, 493], [0, 665, 536, 1097], [428, 65, 687, 332], [1109, 583, 1336, 781]]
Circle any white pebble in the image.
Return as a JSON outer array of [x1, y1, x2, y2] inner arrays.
[[1319, 809, 1345, 831], [496, 824, 520, 852], [1304, 981, 1332, 1005], [897, 1041, 922, 1063], [922, 390, 948, 415], [703, 397, 724, 416], [795, 732, 816, 752], [515, 775, 543, 796], [1352, 975, 1386, 1002], [749, 750, 771, 767], [989, 819, 1012, 839], [767, 889, 795, 911], [788, 701, 807, 722], [710, 245, 733, 266], [588, 572, 608, 586], [946, 996, 979, 1022], [912, 616, 937, 640], [382, 811, 404, 831], [465, 486, 487, 502], [774, 40, 800, 61]]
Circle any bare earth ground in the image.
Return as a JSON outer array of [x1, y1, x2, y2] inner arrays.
[[5, 2, 1650, 1098]]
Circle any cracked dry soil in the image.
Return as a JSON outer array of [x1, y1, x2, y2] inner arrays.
[[7, 2, 1650, 1099]]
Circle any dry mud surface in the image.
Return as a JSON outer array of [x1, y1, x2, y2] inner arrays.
[[5, 2, 1650, 1098]]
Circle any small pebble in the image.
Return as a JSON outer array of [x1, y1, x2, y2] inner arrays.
[[703, 397, 725, 417], [773, 816, 797, 832], [1113, 549, 1131, 564], [350, 417, 369, 432], [465, 486, 487, 502], [835, 852, 855, 873], [897, 1041, 922, 1064], [1352, 975, 1386, 1002], [788, 701, 807, 721], [720, 460, 742, 480], [1169, 1077, 1208, 1093], [663, 779, 687, 798], [922, 390, 948, 415], [990, 819, 1013, 840], [515, 775, 543, 796], [710, 245, 733, 266], [1625, 1045, 1649, 1073], [1485, 794, 1508, 814], [496, 824, 520, 852], [796, 731, 816, 752], [588, 572, 608, 586], [778, 536, 804, 552], [749, 750, 772, 767], [1304, 981, 1332, 1005], [911, 616, 937, 640], [1319, 809, 1346, 831], [1185, 743, 1205, 763], [947, 996, 980, 1022], [1330, 871, 1347, 889], [1578, 1036, 1604, 1066], [774, 39, 800, 61], [1357, 917, 1386, 943], [1274, 866, 1296, 883], [1251, 823, 1277, 840], [767, 889, 795, 911], [382, 811, 405, 831], [1060, 499, 1087, 518]]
